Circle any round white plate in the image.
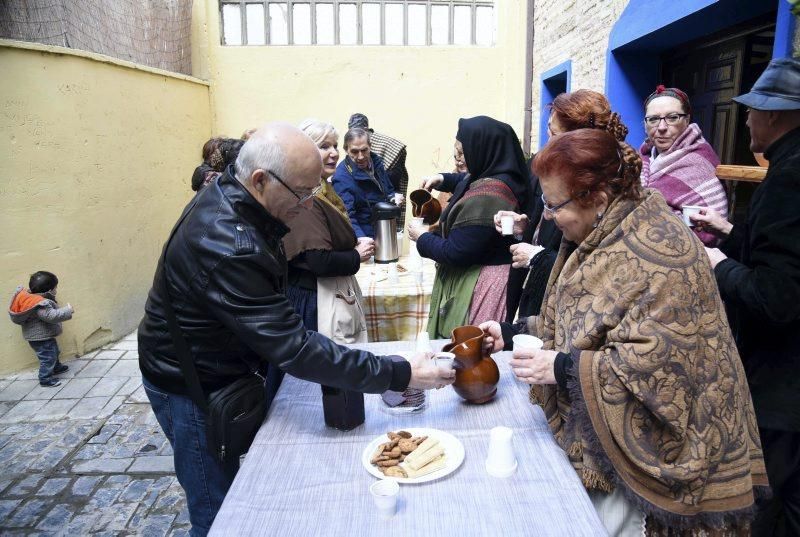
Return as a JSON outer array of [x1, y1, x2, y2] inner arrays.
[[361, 428, 465, 484]]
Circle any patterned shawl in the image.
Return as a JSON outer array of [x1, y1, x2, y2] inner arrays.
[[532, 190, 767, 534], [640, 123, 727, 246]]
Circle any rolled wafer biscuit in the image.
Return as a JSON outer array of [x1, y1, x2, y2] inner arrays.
[[406, 445, 445, 471], [403, 455, 447, 478], [404, 437, 439, 465]]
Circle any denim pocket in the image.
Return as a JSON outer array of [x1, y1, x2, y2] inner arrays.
[[143, 380, 174, 441]]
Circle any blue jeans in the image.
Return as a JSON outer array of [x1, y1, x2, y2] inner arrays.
[[29, 339, 60, 382], [142, 376, 240, 537]]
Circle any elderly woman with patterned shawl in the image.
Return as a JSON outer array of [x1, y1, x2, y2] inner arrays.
[[640, 85, 728, 246], [481, 129, 767, 536], [408, 116, 533, 339]]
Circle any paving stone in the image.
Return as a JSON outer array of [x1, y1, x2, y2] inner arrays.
[[36, 503, 74, 531], [0, 380, 40, 402], [0, 380, 10, 392], [0, 401, 15, 418], [7, 475, 42, 496], [0, 475, 15, 494], [106, 360, 141, 378], [94, 350, 125, 360], [56, 421, 97, 446], [72, 475, 103, 496], [6, 498, 48, 527], [87, 422, 121, 444], [82, 485, 121, 509], [117, 376, 142, 396], [0, 400, 48, 424], [86, 376, 127, 398], [79, 359, 117, 378], [22, 381, 64, 401], [35, 477, 71, 496], [91, 500, 138, 531], [14, 421, 49, 439], [28, 445, 73, 473], [52, 378, 98, 400], [119, 478, 154, 502], [72, 457, 133, 473], [30, 398, 78, 421], [170, 528, 191, 537], [121, 350, 139, 361], [98, 395, 126, 418], [69, 396, 112, 419], [0, 498, 22, 520], [127, 385, 149, 403], [104, 474, 132, 488], [109, 340, 139, 351], [64, 513, 100, 534], [139, 513, 176, 536], [175, 505, 190, 524], [128, 455, 175, 474]]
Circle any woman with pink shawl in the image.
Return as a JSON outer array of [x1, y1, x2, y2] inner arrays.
[[639, 85, 727, 246]]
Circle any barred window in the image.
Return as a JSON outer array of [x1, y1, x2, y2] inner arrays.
[[220, 1, 495, 46]]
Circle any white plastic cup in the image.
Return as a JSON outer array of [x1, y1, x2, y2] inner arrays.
[[369, 479, 400, 519], [681, 205, 703, 227], [434, 351, 455, 372], [485, 426, 517, 478], [501, 215, 515, 236], [512, 334, 543, 351], [411, 216, 425, 226]]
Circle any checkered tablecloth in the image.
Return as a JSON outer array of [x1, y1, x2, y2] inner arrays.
[[354, 255, 437, 342]]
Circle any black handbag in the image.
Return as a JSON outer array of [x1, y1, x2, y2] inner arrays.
[[156, 203, 268, 463]]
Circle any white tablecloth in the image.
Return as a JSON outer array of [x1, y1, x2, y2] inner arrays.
[[210, 341, 605, 536]]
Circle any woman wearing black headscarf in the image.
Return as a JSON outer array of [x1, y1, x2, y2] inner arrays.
[[408, 116, 532, 339]]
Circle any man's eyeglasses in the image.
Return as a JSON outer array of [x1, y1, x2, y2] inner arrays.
[[644, 113, 689, 127], [541, 193, 574, 216], [268, 170, 321, 205]]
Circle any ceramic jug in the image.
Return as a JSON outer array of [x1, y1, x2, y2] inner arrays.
[[409, 189, 442, 225], [442, 325, 499, 404]]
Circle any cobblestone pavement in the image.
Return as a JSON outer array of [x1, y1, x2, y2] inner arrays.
[[0, 332, 190, 535]]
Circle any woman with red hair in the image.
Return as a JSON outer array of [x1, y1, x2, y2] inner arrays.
[[481, 129, 767, 535]]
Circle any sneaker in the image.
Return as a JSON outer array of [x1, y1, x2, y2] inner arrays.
[[53, 364, 69, 374], [39, 378, 61, 388]]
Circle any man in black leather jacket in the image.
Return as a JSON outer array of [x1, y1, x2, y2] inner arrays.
[[138, 123, 452, 536]]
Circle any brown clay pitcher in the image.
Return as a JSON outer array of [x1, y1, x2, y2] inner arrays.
[[409, 189, 442, 225], [442, 325, 499, 404]]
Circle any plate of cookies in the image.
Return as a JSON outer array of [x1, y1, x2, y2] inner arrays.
[[362, 428, 465, 484]]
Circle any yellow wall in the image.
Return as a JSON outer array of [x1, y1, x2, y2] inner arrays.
[[0, 41, 211, 374], [193, 0, 530, 244]]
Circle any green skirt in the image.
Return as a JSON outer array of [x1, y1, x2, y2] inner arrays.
[[427, 264, 482, 339]]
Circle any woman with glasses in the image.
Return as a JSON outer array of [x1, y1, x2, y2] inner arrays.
[[332, 127, 403, 239], [283, 119, 373, 344], [408, 116, 532, 338], [640, 85, 727, 246], [481, 128, 766, 536]]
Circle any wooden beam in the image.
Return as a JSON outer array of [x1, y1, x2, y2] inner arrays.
[[716, 165, 767, 183]]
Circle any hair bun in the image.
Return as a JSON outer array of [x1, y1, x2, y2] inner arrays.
[[606, 112, 629, 143]]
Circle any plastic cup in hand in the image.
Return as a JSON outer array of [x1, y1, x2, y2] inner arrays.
[[681, 205, 703, 227], [485, 426, 517, 478], [512, 334, 543, 351], [411, 217, 425, 226], [501, 215, 515, 236], [369, 479, 400, 519], [434, 352, 455, 372]]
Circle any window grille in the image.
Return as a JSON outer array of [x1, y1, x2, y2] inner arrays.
[[219, 1, 495, 46]]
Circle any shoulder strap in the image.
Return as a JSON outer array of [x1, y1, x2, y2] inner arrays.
[[155, 199, 209, 412]]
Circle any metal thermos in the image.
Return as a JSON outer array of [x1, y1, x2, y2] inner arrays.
[[372, 202, 401, 263]]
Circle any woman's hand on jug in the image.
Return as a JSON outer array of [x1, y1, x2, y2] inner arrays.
[[420, 174, 444, 192], [479, 321, 504, 354]]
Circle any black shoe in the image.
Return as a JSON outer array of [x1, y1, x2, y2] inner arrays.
[[53, 364, 69, 374], [39, 378, 62, 387]]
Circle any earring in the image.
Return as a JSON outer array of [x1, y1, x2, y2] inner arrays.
[[592, 212, 603, 229]]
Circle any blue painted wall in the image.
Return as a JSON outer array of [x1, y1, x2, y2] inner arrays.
[[538, 60, 572, 150], [605, 0, 787, 149]]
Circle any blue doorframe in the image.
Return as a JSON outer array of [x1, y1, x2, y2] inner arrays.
[[538, 60, 572, 150], [605, 0, 793, 147]]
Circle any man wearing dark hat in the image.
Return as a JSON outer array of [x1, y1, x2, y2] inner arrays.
[[694, 57, 800, 537], [348, 113, 409, 226]]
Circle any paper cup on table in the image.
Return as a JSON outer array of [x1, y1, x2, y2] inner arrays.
[[485, 426, 517, 478], [369, 479, 400, 519], [681, 205, 703, 227], [434, 352, 455, 372], [512, 334, 543, 351], [501, 215, 515, 236]]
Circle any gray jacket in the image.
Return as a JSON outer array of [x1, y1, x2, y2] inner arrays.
[[8, 286, 73, 341]]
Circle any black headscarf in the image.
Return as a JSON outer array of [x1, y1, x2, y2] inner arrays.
[[440, 116, 533, 224]]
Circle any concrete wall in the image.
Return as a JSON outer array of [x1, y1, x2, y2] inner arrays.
[[0, 41, 211, 374], [530, 0, 629, 149], [192, 0, 530, 225]]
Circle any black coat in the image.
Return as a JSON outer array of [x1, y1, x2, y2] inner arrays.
[[715, 126, 800, 431], [138, 169, 410, 396]]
